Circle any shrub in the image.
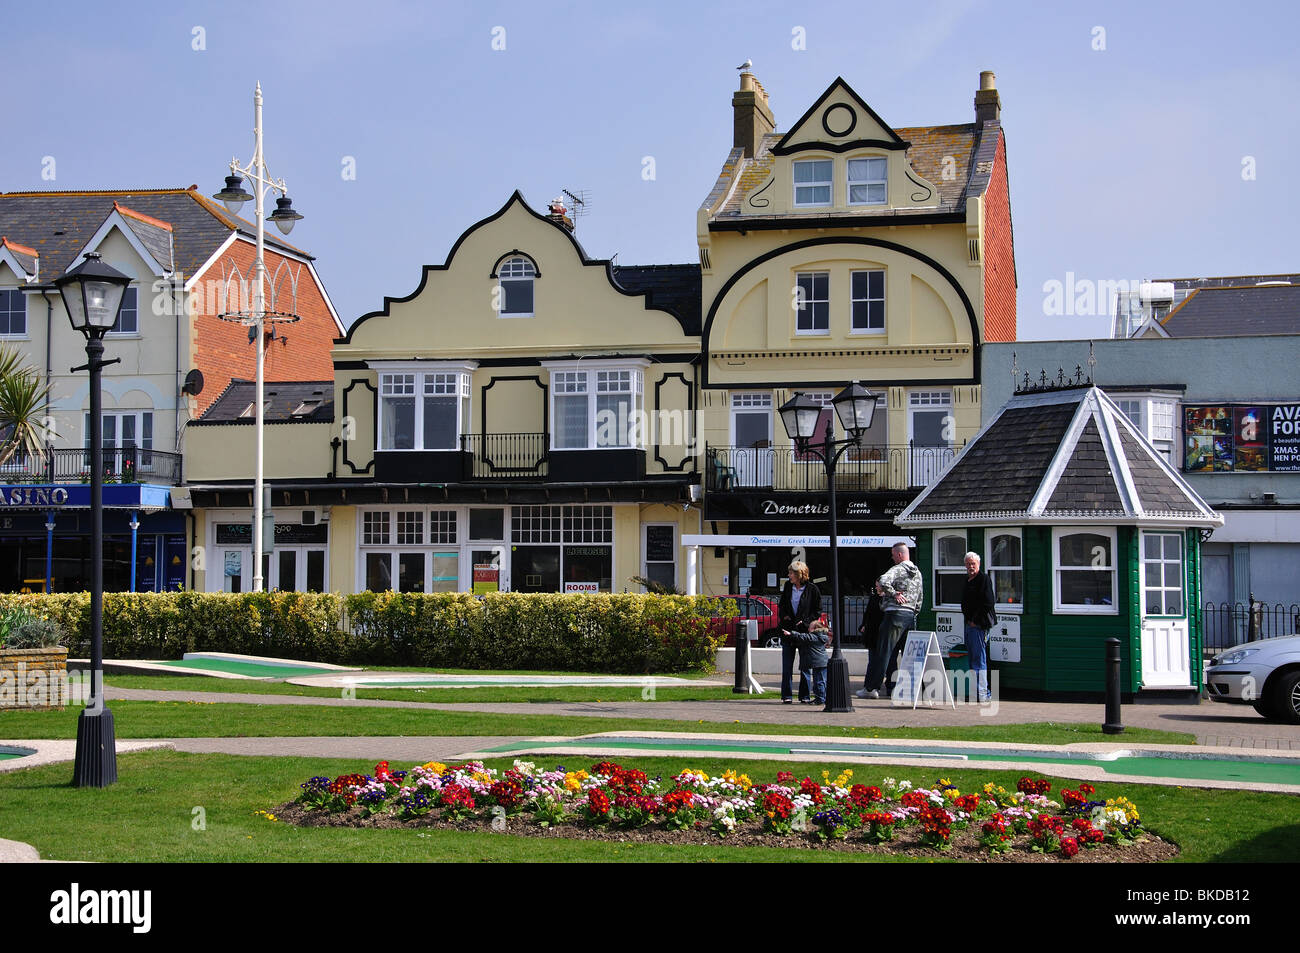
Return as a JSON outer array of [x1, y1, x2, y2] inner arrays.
[[0, 591, 723, 673]]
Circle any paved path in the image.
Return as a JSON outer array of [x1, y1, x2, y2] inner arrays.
[[102, 685, 1300, 749], [166, 736, 525, 762]]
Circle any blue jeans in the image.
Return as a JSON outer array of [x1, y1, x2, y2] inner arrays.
[[810, 666, 827, 704], [781, 639, 812, 700], [964, 623, 990, 699], [865, 608, 917, 693]]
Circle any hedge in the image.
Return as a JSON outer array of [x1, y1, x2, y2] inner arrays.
[[0, 592, 733, 674]]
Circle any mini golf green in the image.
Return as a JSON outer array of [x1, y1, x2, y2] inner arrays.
[[0, 746, 34, 761], [154, 658, 343, 680], [482, 735, 1300, 787]]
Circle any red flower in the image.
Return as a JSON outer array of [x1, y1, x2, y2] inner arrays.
[[1079, 783, 1095, 795], [955, 793, 980, 813], [591, 761, 622, 776], [586, 788, 610, 816], [901, 790, 929, 809], [776, 771, 795, 784], [1017, 777, 1052, 796], [799, 777, 824, 804], [1061, 836, 1080, 858]]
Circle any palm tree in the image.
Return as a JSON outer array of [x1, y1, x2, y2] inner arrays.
[[0, 345, 52, 470]]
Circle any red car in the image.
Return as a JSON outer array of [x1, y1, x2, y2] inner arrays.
[[708, 594, 827, 648]]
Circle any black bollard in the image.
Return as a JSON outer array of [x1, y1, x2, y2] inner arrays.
[[733, 619, 749, 693], [1102, 637, 1124, 734]]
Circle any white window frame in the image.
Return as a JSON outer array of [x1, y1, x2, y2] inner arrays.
[[0, 287, 28, 336], [792, 159, 833, 207], [1139, 531, 1185, 618], [985, 529, 1024, 612], [849, 268, 886, 334], [1112, 392, 1179, 463], [374, 362, 475, 452], [847, 156, 888, 206], [794, 271, 829, 335], [85, 410, 154, 472], [641, 523, 677, 592], [543, 359, 647, 451], [1053, 527, 1118, 615], [497, 257, 536, 318], [933, 530, 968, 610], [107, 286, 139, 335]]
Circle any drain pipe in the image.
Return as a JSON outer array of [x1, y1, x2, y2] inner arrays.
[[1103, 637, 1124, 734]]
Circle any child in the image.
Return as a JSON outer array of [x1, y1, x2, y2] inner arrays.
[[802, 619, 832, 705]]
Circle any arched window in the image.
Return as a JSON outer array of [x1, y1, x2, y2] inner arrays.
[[497, 257, 536, 316]]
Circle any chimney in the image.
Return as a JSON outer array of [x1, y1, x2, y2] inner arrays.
[[733, 71, 775, 158], [975, 70, 1001, 125]]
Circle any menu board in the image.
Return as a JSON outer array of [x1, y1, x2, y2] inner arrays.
[[1184, 403, 1300, 472]]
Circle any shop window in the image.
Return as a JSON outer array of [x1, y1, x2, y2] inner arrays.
[[934, 531, 967, 608], [469, 508, 504, 540], [986, 530, 1023, 609], [1141, 532, 1184, 616], [643, 524, 676, 590], [1054, 528, 1118, 614]]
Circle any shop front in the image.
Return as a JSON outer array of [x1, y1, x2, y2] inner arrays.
[[0, 484, 183, 593]]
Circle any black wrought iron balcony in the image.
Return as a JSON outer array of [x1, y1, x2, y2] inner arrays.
[[0, 448, 183, 486], [460, 432, 549, 479], [705, 443, 958, 493]]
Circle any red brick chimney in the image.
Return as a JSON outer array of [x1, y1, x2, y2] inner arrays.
[[733, 72, 775, 158]]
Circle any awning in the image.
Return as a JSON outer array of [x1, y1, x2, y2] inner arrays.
[[0, 483, 172, 512]]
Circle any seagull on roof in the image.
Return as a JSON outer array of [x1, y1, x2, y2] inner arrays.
[[737, 59, 752, 71]]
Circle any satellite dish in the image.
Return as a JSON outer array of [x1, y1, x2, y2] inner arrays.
[[182, 369, 205, 396]]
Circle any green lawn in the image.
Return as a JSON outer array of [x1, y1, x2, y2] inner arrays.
[[104, 674, 738, 704], [0, 750, 1293, 862], [0, 699, 1197, 746]]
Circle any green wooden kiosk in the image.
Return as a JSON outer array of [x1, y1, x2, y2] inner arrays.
[[896, 383, 1222, 700]]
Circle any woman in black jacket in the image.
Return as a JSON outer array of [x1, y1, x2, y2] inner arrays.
[[777, 560, 822, 704]]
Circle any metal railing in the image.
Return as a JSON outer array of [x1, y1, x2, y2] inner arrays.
[[460, 432, 548, 479], [705, 443, 959, 492], [1202, 599, 1300, 652], [0, 448, 182, 485]]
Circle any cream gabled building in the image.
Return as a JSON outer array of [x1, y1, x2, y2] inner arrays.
[[188, 194, 703, 595], [692, 71, 1016, 610]]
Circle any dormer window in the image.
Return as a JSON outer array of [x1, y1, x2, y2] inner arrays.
[[793, 159, 832, 207], [108, 287, 138, 334], [498, 257, 536, 316], [847, 157, 887, 205]]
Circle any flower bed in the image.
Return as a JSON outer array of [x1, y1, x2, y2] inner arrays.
[[275, 761, 1175, 861]]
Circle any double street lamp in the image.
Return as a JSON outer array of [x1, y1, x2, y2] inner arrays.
[[55, 251, 130, 787], [778, 382, 878, 714], [211, 83, 304, 591]]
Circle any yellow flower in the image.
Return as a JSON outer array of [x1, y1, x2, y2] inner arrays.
[[421, 761, 447, 774]]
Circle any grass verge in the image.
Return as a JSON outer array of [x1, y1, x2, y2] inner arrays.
[[0, 750, 1293, 862], [104, 674, 736, 704], [0, 700, 1196, 746]]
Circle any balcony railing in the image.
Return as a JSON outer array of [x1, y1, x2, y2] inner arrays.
[[705, 443, 959, 492], [460, 432, 548, 479], [0, 448, 183, 486]]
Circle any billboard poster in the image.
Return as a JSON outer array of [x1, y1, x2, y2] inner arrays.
[[1183, 406, 1233, 472], [1233, 407, 1268, 471], [1270, 404, 1300, 471]]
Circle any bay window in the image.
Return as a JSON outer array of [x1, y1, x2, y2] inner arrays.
[[376, 363, 474, 451], [545, 361, 646, 450]]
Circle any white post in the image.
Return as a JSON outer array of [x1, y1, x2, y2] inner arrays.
[[685, 545, 698, 596], [252, 82, 266, 593]]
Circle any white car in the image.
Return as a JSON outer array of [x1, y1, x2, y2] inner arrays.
[[1206, 634, 1300, 724]]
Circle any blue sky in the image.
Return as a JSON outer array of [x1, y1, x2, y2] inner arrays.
[[5, 0, 1297, 339]]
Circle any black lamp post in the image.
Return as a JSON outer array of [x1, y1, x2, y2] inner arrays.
[[779, 382, 878, 713], [55, 251, 128, 787]]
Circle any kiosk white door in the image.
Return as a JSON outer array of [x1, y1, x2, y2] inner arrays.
[[1139, 532, 1192, 688], [731, 394, 773, 488]]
